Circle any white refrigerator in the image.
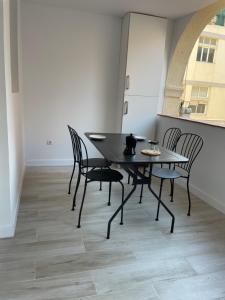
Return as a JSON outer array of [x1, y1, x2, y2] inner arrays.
[[119, 13, 168, 139]]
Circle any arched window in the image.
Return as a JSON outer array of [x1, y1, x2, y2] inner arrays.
[[180, 8, 225, 123]]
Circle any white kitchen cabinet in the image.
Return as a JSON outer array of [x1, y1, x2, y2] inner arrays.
[[118, 13, 168, 137]]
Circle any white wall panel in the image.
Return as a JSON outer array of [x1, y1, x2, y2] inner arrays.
[[21, 1, 121, 164]]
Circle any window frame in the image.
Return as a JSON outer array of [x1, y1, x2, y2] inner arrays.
[[191, 86, 209, 100], [196, 36, 217, 63], [187, 100, 208, 115]]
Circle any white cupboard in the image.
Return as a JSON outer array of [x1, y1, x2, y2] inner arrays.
[[118, 13, 168, 138]]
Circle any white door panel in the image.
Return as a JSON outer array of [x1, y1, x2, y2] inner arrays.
[[122, 96, 158, 139], [125, 14, 167, 97]]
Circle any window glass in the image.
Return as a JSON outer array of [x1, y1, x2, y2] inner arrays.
[[197, 104, 206, 113], [197, 47, 202, 61], [191, 86, 209, 99], [189, 105, 197, 113], [202, 48, 208, 61], [189, 101, 206, 114], [196, 37, 217, 63], [208, 48, 215, 63], [199, 87, 208, 98], [191, 87, 199, 98]]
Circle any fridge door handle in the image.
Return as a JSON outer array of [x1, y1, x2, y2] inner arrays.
[[123, 101, 128, 115], [125, 75, 130, 90]]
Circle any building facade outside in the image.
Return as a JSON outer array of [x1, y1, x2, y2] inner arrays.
[[182, 9, 225, 122]]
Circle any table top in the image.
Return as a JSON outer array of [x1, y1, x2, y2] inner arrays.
[[86, 133, 188, 165]]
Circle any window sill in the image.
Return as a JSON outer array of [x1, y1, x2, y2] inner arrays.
[[196, 61, 215, 65], [158, 114, 225, 129]]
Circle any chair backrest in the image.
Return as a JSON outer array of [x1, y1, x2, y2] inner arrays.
[[162, 127, 182, 151], [175, 133, 204, 174], [67, 125, 89, 172], [67, 125, 78, 161]]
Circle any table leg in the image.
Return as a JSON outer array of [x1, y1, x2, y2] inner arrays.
[[148, 164, 175, 233], [148, 183, 175, 233], [107, 184, 137, 239]]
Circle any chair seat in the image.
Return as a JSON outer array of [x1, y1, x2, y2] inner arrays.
[[82, 158, 111, 168], [87, 169, 123, 182], [152, 167, 182, 179]]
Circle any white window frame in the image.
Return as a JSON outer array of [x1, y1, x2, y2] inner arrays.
[[187, 101, 208, 115], [191, 86, 209, 99], [196, 36, 217, 63]]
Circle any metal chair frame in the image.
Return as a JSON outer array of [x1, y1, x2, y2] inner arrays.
[[70, 130, 124, 233], [154, 133, 204, 220], [138, 127, 182, 204], [68, 125, 110, 210], [162, 127, 182, 151], [67, 125, 78, 195], [161, 127, 182, 200]]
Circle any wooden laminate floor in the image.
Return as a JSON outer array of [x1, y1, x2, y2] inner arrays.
[[1, 166, 225, 300]]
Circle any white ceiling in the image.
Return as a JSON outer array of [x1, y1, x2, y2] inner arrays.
[[26, 0, 217, 19]]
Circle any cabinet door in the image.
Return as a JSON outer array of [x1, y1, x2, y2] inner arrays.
[[125, 13, 167, 97], [122, 95, 158, 138]]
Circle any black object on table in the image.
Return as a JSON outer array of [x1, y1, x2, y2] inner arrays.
[[86, 133, 189, 239]]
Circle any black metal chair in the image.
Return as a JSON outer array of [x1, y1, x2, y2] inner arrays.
[[162, 127, 182, 151], [152, 133, 203, 220], [71, 131, 124, 232], [138, 127, 182, 204], [161, 127, 182, 200], [67, 125, 111, 210]]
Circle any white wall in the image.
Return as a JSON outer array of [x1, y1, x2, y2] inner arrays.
[[21, 1, 122, 166], [157, 115, 225, 214], [0, 0, 25, 238], [0, 0, 11, 236]]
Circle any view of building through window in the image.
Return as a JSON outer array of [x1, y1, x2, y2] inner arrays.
[[181, 8, 225, 124]]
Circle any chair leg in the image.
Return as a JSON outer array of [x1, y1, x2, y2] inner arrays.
[[155, 179, 164, 221], [139, 166, 146, 204], [99, 168, 102, 191], [71, 169, 81, 211], [77, 179, 88, 228], [127, 174, 130, 184], [170, 179, 174, 202], [68, 161, 76, 194], [108, 182, 112, 206], [119, 182, 125, 225], [169, 179, 173, 197], [187, 178, 191, 216], [139, 184, 144, 204]]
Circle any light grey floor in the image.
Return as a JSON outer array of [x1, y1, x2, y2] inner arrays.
[[1, 166, 225, 300]]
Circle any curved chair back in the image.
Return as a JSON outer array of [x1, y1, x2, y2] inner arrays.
[[162, 127, 182, 151], [67, 125, 89, 173], [76, 135, 89, 173], [68, 125, 78, 162], [175, 133, 204, 174]]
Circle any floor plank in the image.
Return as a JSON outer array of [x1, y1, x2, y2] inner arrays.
[[1, 166, 225, 300]]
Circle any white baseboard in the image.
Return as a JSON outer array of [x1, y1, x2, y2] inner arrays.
[[176, 179, 225, 215], [26, 159, 73, 166], [0, 165, 25, 238]]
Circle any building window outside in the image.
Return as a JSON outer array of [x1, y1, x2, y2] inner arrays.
[[163, 9, 225, 124], [215, 9, 225, 26], [196, 37, 217, 63], [191, 86, 209, 99], [189, 102, 207, 114], [186, 86, 209, 114]]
